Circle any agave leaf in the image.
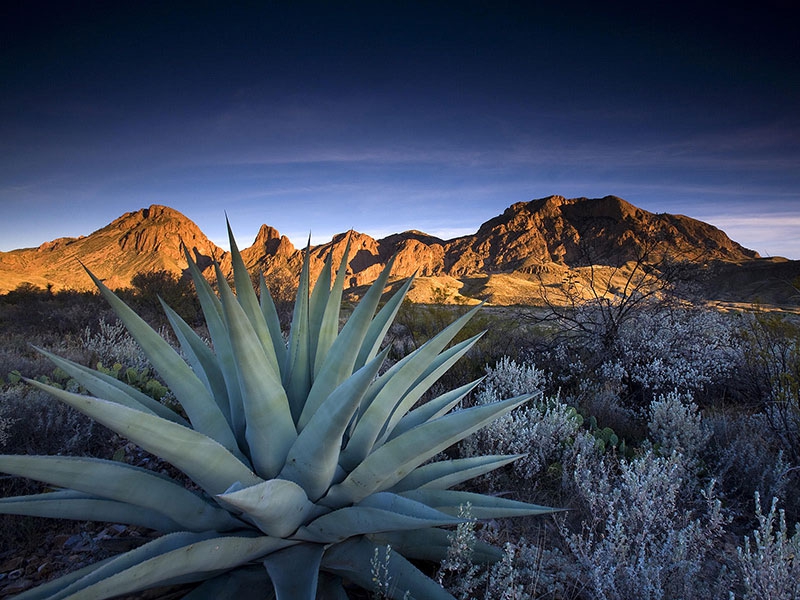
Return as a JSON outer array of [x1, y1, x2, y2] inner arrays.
[[217, 479, 315, 538], [399, 489, 561, 519], [33, 347, 188, 426], [160, 300, 232, 424], [371, 301, 482, 400], [317, 573, 350, 600], [374, 333, 485, 449], [284, 238, 313, 421], [263, 543, 325, 600], [227, 220, 282, 378], [354, 273, 416, 370], [308, 248, 333, 374], [58, 533, 293, 600], [322, 537, 456, 600], [388, 454, 524, 493], [298, 255, 397, 430], [295, 492, 464, 544], [313, 236, 352, 377], [387, 379, 483, 441], [258, 273, 287, 368], [0, 454, 239, 532], [322, 394, 533, 507], [0, 455, 237, 531], [367, 528, 503, 564], [279, 347, 389, 501], [215, 263, 297, 478], [0, 490, 183, 532], [184, 250, 247, 441], [182, 247, 224, 321], [25, 380, 261, 497], [341, 307, 483, 469], [36, 531, 219, 600], [83, 268, 241, 457], [181, 566, 273, 600]]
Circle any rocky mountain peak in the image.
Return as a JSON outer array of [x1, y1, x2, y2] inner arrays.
[[248, 225, 295, 258]]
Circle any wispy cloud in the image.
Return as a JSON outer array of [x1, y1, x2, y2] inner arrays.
[[690, 214, 800, 259]]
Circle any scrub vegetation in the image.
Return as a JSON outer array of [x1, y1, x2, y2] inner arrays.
[[1, 255, 799, 598]]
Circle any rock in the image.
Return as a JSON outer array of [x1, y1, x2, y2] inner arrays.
[[0, 557, 23, 572]]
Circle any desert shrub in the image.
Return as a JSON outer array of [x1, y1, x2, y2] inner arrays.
[[733, 310, 800, 462], [706, 410, 793, 526], [648, 390, 710, 468], [0, 287, 109, 336], [475, 356, 548, 402], [0, 383, 117, 458], [539, 303, 739, 409], [736, 493, 800, 600], [565, 447, 727, 600], [0, 334, 59, 380], [436, 504, 487, 599], [462, 398, 584, 489], [612, 307, 737, 399], [437, 514, 579, 600], [120, 269, 201, 325], [485, 540, 578, 600], [461, 358, 585, 488], [0, 408, 11, 448], [81, 316, 151, 371]]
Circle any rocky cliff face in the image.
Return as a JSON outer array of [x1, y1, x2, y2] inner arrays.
[[0, 196, 785, 306]]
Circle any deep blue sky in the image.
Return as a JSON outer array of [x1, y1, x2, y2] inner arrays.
[[2, 1, 798, 257]]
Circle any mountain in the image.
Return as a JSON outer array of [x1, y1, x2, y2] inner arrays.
[[0, 196, 796, 307], [0, 206, 224, 292], [443, 195, 758, 275]]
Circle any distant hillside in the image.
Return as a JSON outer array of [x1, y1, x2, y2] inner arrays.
[[1, 196, 797, 307]]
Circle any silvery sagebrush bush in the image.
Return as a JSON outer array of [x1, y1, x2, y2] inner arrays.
[[475, 532, 581, 600], [566, 446, 727, 600], [609, 306, 738, 396], [81, 317, 153, 373], [460, 357, 583, 482], [0, 407, 12, 448], [0, 225, 557, 600], [435, 503, 486, 599], [736, 492, 800, 600], [436, 509, 576, 600], [648, 390, 710, 468], [476, 356, 547, 402]]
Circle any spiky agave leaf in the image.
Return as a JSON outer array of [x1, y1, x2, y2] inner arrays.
[[0, 223, 558, 600]]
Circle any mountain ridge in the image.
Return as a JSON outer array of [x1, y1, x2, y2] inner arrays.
[[1, 196, 796, 307]]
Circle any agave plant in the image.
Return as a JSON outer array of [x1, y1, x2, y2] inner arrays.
[[0, 224, 555, 599]]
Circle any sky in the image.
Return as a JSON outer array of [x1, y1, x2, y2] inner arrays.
[[1, 1, 798, 258]]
